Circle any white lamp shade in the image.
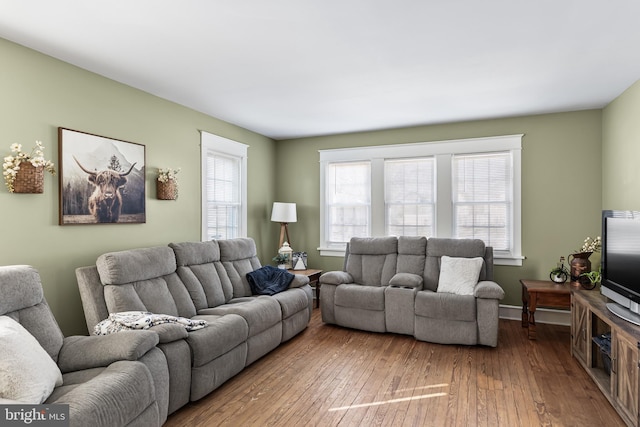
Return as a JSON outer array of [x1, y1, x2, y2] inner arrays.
[[271, 202, 297, 223]]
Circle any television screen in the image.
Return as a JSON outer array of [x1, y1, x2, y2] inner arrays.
[[605, 217, 640, 290], [602, 210, 640, 305]]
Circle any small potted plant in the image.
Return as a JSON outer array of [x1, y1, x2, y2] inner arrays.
[[580, 268, 601, 290], [549, 256, 569, 284], [272, 253, 288, 269]]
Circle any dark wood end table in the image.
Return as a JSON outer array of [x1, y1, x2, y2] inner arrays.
[[520, 279, 572, 340], [292, 268, 323, 308]]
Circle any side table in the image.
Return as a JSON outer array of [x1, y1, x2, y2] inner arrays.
[[520, 279, 572, 340], [292, 269, 323, 308]]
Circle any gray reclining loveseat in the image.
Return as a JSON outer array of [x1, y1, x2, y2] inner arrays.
[[320, 236, 505, 347], [76, 238, 313, 416]]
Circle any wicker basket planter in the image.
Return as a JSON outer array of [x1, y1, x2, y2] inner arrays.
[[13, 162, 44, 194], [157, 179, 178, 200]]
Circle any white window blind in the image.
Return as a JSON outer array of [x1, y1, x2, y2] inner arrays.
[[325, 161, 371, 246], [452, 152, 512, 252], [385, 158, 435, 237], [201, 132, 248, 241], [205, 152, 241, 240]]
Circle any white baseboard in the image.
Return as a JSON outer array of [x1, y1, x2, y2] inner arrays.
[[499, 304, 570, 327]]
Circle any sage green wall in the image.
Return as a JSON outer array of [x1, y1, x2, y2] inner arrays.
[[602, 79, 640, 210], [0, 38, 277, 335], [276, 110, 603, 307]]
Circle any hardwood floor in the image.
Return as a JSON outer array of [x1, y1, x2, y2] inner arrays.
[[165, 309, 625, 426]]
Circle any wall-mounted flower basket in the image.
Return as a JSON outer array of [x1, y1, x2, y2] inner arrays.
[[14, 163, 44, 193], [157, 179, 178, 200], [156, 168, 180, 200], [3, 141, 55, 193]]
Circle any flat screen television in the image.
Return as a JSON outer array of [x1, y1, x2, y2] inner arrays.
[[601, 210, 640, 325]]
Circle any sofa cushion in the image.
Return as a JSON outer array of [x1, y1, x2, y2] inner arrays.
[[0, 265, 43, 315], [335, 284, 385, 311], [46, 361, 157, 426], [415, 291, 477, 322], [437, 256, 483, 296], [397, 236, 427, 275], [97, 246, 177, 285], [423, 238, 486, 291], [218, 238, 263, 298], [171, 241, 236, 308], [346, 237, 398, 287], [271, 288, 311, 319], [98, 247, 197, 318], [185, 314, 248, 367], [171, 241, 220, 266], [104, 277, 183, 317], [0, 316, 63, 403], [198, 296, 281, 337]]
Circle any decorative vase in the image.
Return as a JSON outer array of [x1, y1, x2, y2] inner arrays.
[[13, 162, 44, 193], [157, 179, 178, 200], [569, 252, 592, 286]]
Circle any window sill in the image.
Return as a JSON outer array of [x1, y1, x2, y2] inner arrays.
[[494, 256, 524, 267], [320, 247, 524, 266], [318, 248, 347, 257]]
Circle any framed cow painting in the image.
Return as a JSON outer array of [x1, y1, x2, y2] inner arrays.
[[58, 128, 146, 225]]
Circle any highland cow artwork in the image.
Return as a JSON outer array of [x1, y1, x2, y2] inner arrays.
[[59, 128, 146, 225]]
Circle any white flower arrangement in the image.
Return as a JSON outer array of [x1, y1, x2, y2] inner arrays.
[[157, 167, 180, 184], [3, 141, 56, 193], [578, 236, 601, 253]]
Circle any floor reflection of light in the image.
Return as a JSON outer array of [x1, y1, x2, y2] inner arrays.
[[385, 383, 449, 395], [329, 392, 448, 412]]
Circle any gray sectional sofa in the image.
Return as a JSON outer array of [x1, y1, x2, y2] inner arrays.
[[0, 265, 170, 427], [320, 236, 505, 347], [76, 238, 313, 418]]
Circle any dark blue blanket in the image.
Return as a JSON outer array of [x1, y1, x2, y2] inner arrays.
[[246, 265, 295, 296]]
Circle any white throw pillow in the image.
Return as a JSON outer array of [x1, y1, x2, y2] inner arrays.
[[437, 256, 484, 295], [0, 316, 63, 403]]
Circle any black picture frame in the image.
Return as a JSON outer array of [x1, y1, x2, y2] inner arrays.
[[58, 127, 146, 225]]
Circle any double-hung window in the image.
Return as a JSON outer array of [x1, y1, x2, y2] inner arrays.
[[385, 158, 435, 237], [319, 135, 522, 265], [325, 161, 371, 246], [201, 131, 248, 241]]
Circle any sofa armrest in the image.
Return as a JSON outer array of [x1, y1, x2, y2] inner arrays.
[[389, 273, 423, 290], [319, 271, 353, 285], [474, 280, 505, 300], [147, 323, 189, 343], [290, 274, 310, 288], [58, 330, 159, 373]]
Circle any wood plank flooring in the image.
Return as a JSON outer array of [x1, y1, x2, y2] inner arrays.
[[164, 309, 625, 426]]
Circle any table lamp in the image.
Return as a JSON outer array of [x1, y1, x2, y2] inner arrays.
[[271, 202, 297, 249]]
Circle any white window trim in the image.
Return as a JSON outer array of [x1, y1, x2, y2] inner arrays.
[[200, 131, 249, 241], [319, 134, 523, 266]]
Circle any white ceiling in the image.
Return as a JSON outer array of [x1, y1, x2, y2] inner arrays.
[[1, 1, 640, 140]]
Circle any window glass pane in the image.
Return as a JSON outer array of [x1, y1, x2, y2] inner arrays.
[[385, 158, 435, 237], [326, 162, 370, 243], [453, 152, 511, 251], [206, 152, 241, 240]]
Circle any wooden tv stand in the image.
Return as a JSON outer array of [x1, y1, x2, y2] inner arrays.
[[571, 289, 640, 427]]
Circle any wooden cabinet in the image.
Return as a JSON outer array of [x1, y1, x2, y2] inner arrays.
[[571, 289, 640, 427], [614, 331, 640, 424], [571, 295, 589, 365]]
